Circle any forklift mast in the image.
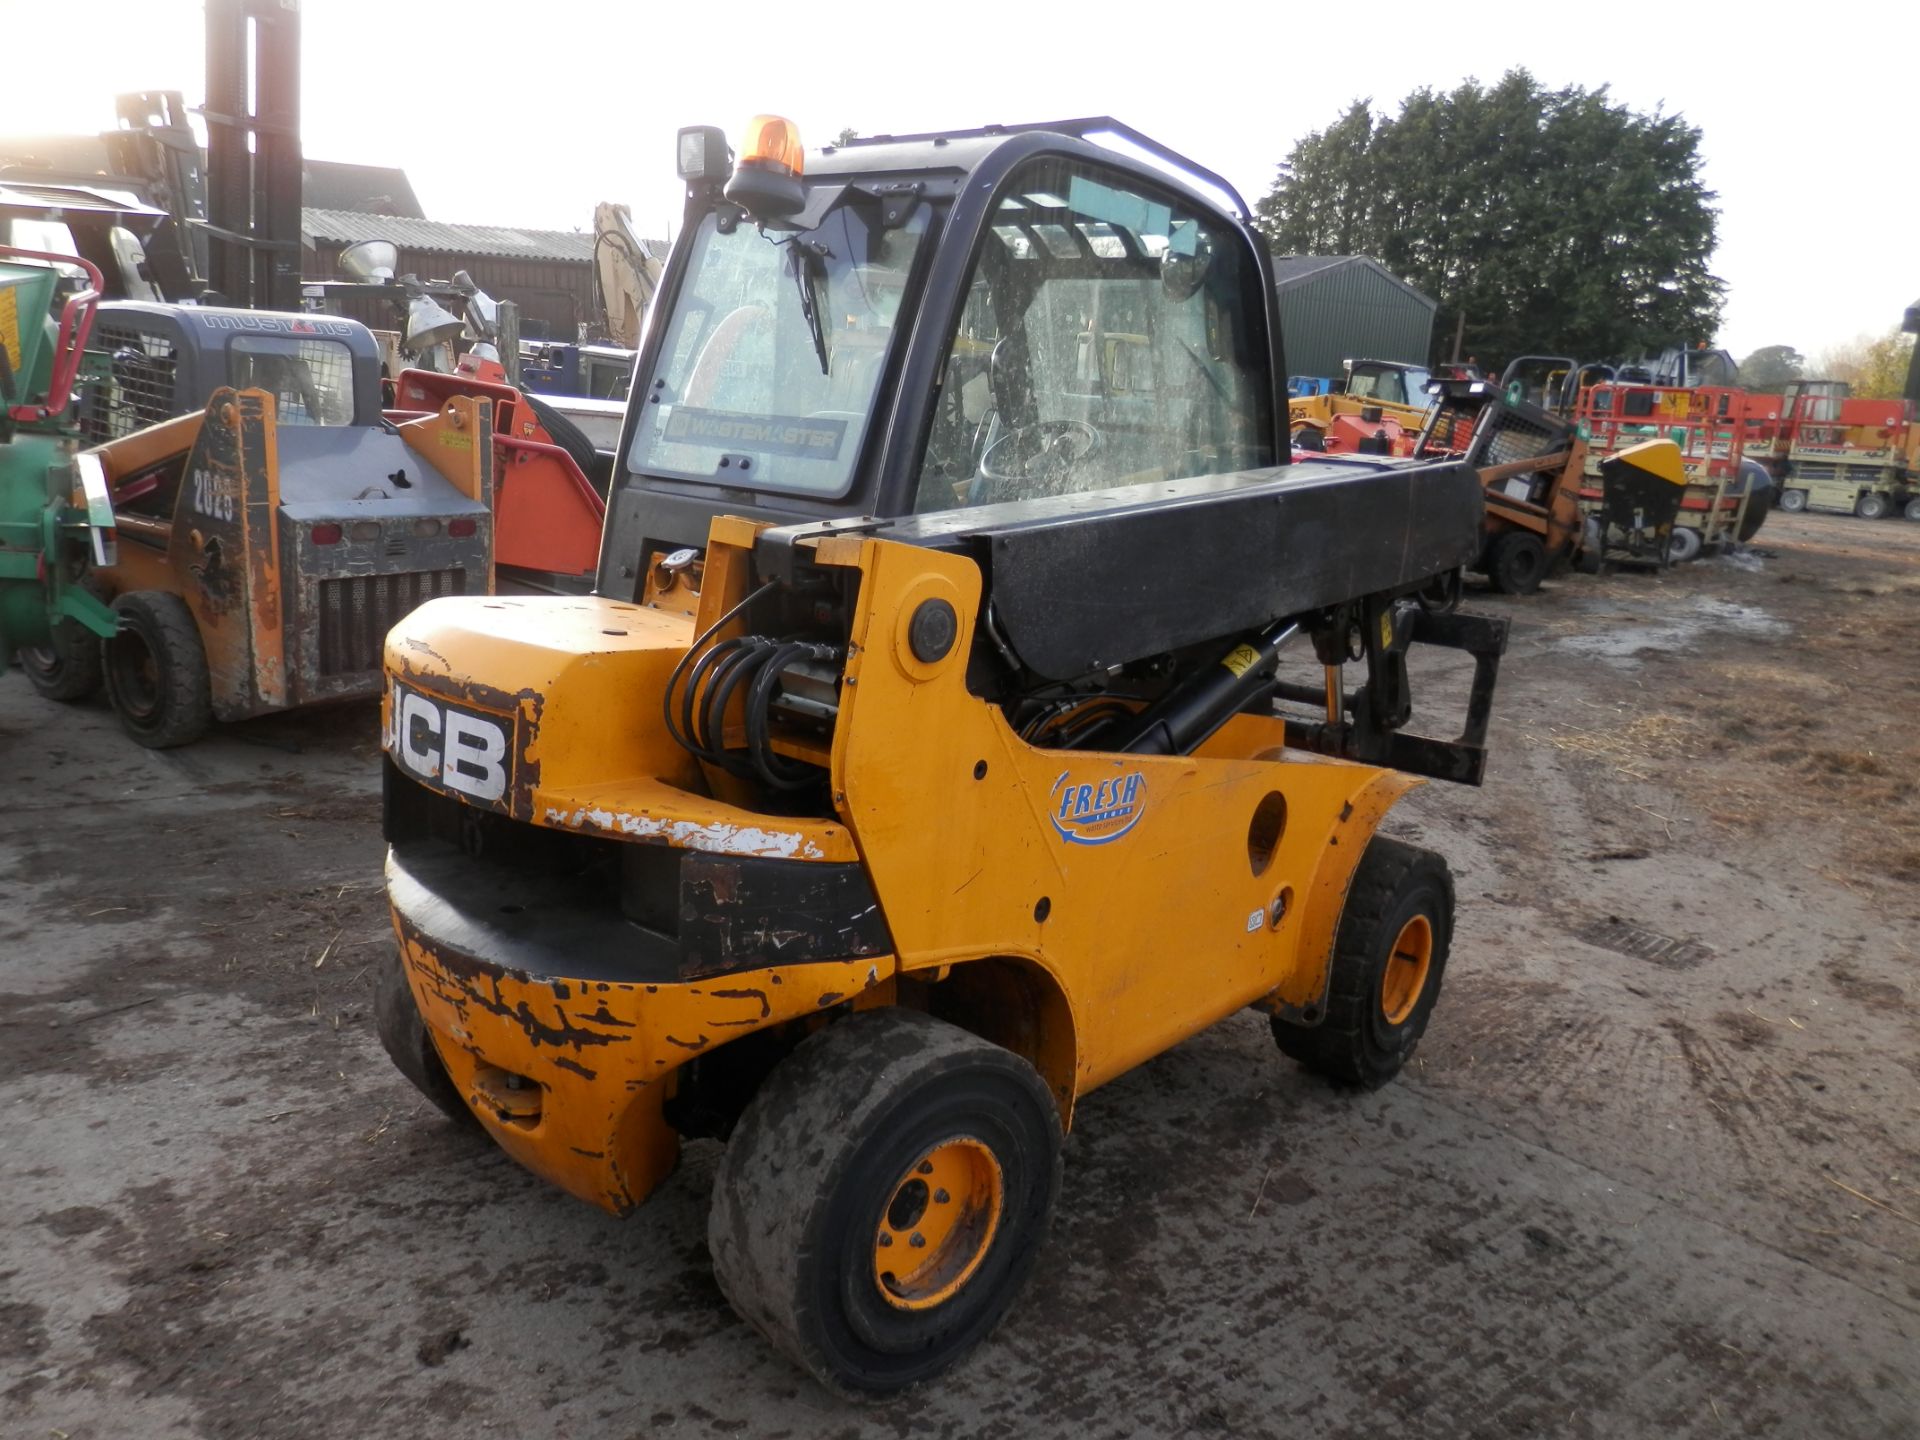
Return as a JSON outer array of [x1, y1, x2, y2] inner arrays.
[[203, 0, 303, 311]]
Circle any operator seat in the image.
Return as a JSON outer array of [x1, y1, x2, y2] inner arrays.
[[968, 332, 1037, 471], [989, 332, 1039, 431]]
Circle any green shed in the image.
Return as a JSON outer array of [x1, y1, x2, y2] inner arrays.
[[1272, 255, 1437, 383]]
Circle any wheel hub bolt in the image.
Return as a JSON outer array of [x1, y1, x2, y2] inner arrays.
[[933, 1188, 950, 1204], [877, 1233, 893, 1248], [909, 1233, 926, 1248]]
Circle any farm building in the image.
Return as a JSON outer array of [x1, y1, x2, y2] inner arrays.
[[0, 121, 610, 341], [1272, 255, 1437, 381], [300, 207, 598, 341]]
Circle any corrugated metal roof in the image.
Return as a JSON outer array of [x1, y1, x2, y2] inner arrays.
[[301, 206, 598, 263], [1270, 254, 1352, 286], [0, 179, 167, 218], [1272, 253, 1435, 310]]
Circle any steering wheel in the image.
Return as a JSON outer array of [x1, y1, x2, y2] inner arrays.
[[972, 420, 1103, 504]]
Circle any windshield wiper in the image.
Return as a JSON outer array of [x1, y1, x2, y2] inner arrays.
[[786, 238, 833, 377]]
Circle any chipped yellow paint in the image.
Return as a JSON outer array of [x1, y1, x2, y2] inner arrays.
[[394, 893, 890, 1213], [382, 519, 1418, 1216]]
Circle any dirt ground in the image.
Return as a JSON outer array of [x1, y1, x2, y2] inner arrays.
[[3, 510, 1917, 1439]]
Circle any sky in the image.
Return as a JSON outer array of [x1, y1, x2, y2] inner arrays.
[[5, 0, 1915, 363]]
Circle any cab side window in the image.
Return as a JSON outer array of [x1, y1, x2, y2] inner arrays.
[[914, 159, 1273, 512]]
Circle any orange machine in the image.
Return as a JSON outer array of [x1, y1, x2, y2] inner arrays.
[[389, 368, 607, 582], [1414, 375, 1588, 594], [55, 386, 493, 745]]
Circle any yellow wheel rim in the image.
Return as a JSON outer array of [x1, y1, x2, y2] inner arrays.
[[1380, 914, 1433, 1026], [872, 1136, 1004, 1311]]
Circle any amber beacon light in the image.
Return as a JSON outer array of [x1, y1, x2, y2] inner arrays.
[[724, 114, 807, 220]]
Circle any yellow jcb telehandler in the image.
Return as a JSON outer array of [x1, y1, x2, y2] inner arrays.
[[373, 115, 1509, 1394]]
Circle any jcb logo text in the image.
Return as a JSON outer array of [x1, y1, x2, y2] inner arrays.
[[388, 683, 510, 804]]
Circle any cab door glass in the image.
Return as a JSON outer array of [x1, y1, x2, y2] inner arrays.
[[914, 159, 1273, 512], [228, 336, 357, 425]]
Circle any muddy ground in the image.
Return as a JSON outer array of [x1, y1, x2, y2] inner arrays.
[[3, 510, 1917, 1439]]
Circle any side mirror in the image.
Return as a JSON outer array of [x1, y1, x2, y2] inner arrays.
[[1159, 233, 1213, 302]]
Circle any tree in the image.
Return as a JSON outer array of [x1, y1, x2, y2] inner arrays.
[[1852, 328, 1915, 400], [1256, 71, 1725, 370], [1812, 335, 1869, 388], [1737, 344, 1805, 392], [834, 127, 860, 147]]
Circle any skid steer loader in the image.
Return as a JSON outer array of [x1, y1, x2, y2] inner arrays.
[[373, 115, 1510, 1395], [1413, 367, 1592, 596], [26, 308, 492, 746]]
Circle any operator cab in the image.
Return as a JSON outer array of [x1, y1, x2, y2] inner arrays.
[[601, 117, 1287, 595], [74, 302, 383, 444], [1339, 358, 1433, 409]]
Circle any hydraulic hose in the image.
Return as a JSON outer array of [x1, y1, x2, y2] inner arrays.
[[662, 579, 778, 756], [1111, 618, 1302, 756]]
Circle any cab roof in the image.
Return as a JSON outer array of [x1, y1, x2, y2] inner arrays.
[[93, 300, 381, 359], [804, 117, 1251, 221]]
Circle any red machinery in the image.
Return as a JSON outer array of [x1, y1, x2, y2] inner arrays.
[[1755, 383, 1915, 518], [1573, 382, 1771, 558], [1298, 405, 1420, 458], [388, 369, 606, 582]]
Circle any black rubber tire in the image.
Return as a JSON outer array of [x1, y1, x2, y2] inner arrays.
[[1855, 491, 1890, 520], [373, 947, 478, 1129], [1485, 530, 1548, 595], [19, 619, 105, 702], [1779, 488, 1808, 513], [1734, 458, 1774, 542], [1574, 518, 1606, 575], [1666, 525, 1703, 564], [1904, 497, 1920, 522], [709, 1008, 1062, 1397], [1271, 836, 1454, 1088], [523, 390, 611, 496], [102, 592, 212, 748]]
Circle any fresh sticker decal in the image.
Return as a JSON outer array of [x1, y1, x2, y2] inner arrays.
[[1049, 769, 1147, 846]]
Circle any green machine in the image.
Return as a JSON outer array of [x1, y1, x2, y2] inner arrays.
[[0, 247, 119, 691]]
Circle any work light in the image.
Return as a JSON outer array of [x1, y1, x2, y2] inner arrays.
[[677, 126, 731, 183]]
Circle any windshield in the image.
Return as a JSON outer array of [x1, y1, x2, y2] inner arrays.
[[1349, 364, 1430, 407], [627, 200, 931, 497], [229, 335, 357, 425]]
